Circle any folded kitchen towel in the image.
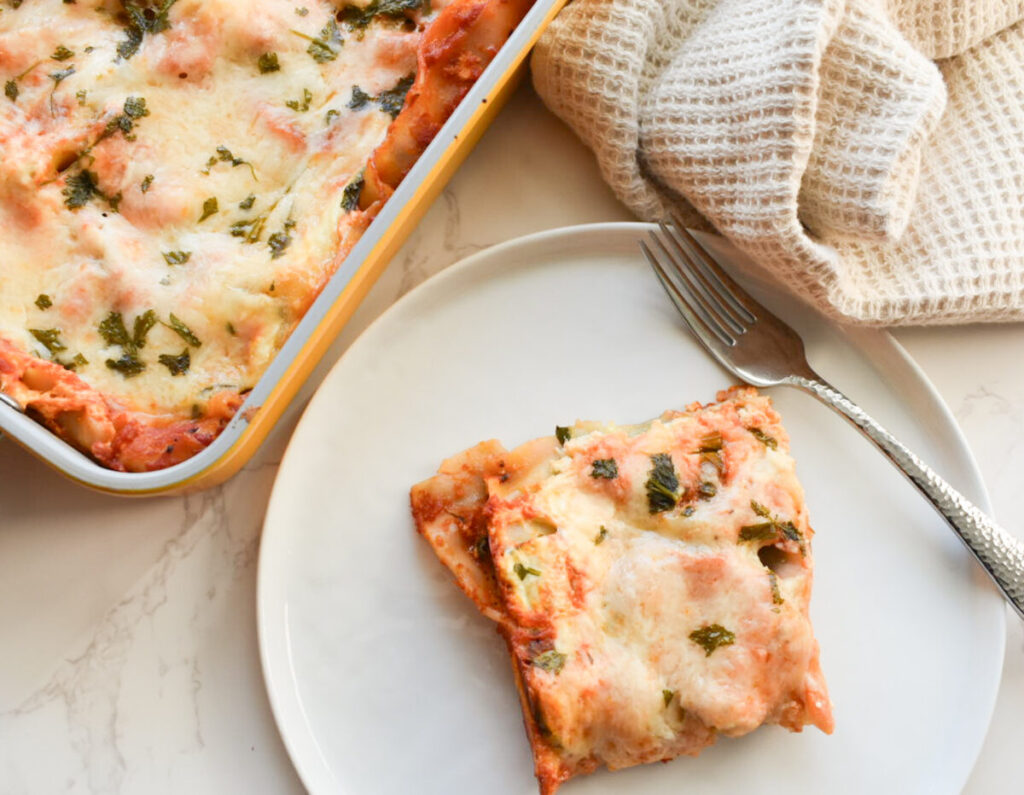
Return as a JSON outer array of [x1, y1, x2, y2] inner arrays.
[[531, 0, 1024, 324]]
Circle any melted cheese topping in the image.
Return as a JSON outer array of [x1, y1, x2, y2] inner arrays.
[[411, 388, 833, 794], [0, 0, 428, 417]]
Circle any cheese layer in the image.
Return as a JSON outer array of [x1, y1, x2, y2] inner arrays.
[[1, 0, 531, 471], [411, 387, 833, 794], [1, 0, 423, 414]]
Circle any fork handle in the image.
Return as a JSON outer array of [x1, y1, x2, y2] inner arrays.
[[789, 374, 1024, 620]]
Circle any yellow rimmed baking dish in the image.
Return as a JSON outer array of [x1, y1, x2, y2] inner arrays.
[[0, 0, 568, 496]]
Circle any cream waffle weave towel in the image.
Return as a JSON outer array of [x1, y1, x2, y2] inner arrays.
[[531, 0, 1024, 324]]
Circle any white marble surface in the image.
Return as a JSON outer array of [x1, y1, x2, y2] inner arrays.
[[1, 84, 1021, 793]]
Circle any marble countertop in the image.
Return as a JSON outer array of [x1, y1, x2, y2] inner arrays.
[[1, 84, 1021, 794]]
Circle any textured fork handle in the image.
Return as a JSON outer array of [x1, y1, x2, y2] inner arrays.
[[788, 374, 1024, 620]]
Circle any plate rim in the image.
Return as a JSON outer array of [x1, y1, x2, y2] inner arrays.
[[257, 221, 1007, 794]]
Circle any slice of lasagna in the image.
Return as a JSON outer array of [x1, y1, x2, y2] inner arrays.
[[411, 387, 833, 793]]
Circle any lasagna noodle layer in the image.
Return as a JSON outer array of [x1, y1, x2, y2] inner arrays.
[[0, 0, 532, 471], [411, 387, 833, 794]]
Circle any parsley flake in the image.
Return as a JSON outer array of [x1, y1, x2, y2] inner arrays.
[[532, 649, 567, 674], [749, 427, 778, 449], [29, 328, 67, 355], [167, 313, 201, 347], [257, 52, 281, 73], [689, 624, 735, 657], [340, 171, 364, 212], [376, 73, 413, 119], [198, 197, 218, 222], [513, 562, 540, 580], [158, 348, 190, 375], [162, 250, 191, 265], [297, 18, 342, 63], [645, 453, 679, 513]]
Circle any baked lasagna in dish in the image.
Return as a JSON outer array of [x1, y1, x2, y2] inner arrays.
[[411, 387, 833, 793], [0, 0, 532, 471]]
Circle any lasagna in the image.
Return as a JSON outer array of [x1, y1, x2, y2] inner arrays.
[[0, 0, 532, 471], [411, 387, 833, 793]]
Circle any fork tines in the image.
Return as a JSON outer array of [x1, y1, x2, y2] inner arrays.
[[642, 212, 763, 348]]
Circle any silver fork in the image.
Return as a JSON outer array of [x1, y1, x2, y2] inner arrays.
[[642, 213, 1024, 620]]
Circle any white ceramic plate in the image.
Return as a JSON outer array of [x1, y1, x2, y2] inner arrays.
[[258, 223, 1005, 795]]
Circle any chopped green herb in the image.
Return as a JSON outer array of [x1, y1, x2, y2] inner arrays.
[[167, 313, 201, 347], [662, 689, 675, 707], [513, 562, 540, 580], [348, 85, 371, 110], [105, 353, 144, 376], [117, 0, 178, 61], [5, 80, 18, 102], [768, 570, 784, 605], [29, 328, 66, 355], [158, 348, 190, 375], [35, 294, 53, 310], [339, 0, 423, 30], [340, 171, 364, 212], [472, 535, 490, 560], [779, 520, 804, 549], [689, 623, 735, 657], [683, 505, 696, 517], [198, 197, 218, 222], [62, 353, 88, 372], [555, 426, 571, 445], [738, 502, 804, 552], [76, 89, 88, 105], [295, 6, 309, 15], [594, 526, 608, 545], [203, 146, 256, 179], [239, 194, 256, 210], [297, 18, 342, 63], [141, 174, 154, 193], [162, 250, 191, 265], [590, 458, 618, 479], [226, 322, 237, 336], [738, 522, 777, 542], [229, 214, 268, 243], [49, 66, 74, 86], [645, 453, 679, 513], [100, 95, 150, 141], [286, 87, 313, 112], [132, 309, 157, 349], [749, 427, 778, 449], [51, 45, 74, 62], [697, 481, 717, 499], [698, 431, 723, 452], [325, 108, 340, 125], [700, 449, 724, 471], [532, 649, 567, 674], [98, 311, 131, 349], [257, 52, 280, 73], [268, 230, 292, 259], [376, 73, 413, 119], [62, 170, 99, 209]]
